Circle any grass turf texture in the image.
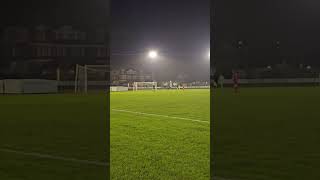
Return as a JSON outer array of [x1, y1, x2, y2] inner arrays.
[[111, 89, 210, 179], [2, 87, 318, 180], [0, 94, 108, 180], [213, 87, 320, 180], [0, 89, 210, 179]]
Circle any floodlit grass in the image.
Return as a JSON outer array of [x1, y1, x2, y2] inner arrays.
[[111, 89, 210, 179], [2, 87, 319, 179], [0, 94, 108, 180], [213, 87, 320, 180], [0, 89, 210, 180]]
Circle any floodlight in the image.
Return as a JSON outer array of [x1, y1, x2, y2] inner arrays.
[[148, 50, 158, 59]]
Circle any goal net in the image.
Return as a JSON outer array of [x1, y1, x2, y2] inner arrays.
[[75, 64, 109, 93], [133, 81, 157, 91]]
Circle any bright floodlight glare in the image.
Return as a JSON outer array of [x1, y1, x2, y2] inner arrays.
[[208, 51, 210, 58], [148, 50, 158, 59]]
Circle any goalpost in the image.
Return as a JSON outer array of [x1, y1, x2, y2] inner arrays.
[[133, 81, 158, 91], [75, 64, 109, 93]]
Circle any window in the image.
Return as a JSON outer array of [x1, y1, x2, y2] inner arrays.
[[41, 47, 47, 56], [63, 33, 68, 40], [12, 48, 16, 57], [97, 47, 107, 57], [36, 31, 46, 41], [57, 47, 62, 56], [75, 32, 81, 40], [48, 47, 52, 56], [68, 33, 73, 39], [41, 32, 46, 41], [52, 47, 57, 57], [32, 47, 37, 56], [62, 47, 66, 56], [56, 33, 63, 40], [37, 47, 41, 57]]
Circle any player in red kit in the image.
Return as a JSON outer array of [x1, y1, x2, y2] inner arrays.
[[232, 71, 240, 93]]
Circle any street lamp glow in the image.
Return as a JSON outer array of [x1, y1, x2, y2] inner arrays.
[[148, 50, 158, 59], [208, 51, 210, 58]]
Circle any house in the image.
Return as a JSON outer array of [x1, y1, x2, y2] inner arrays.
[[111, 68, 152, 85], [0, 25, 109, 80]]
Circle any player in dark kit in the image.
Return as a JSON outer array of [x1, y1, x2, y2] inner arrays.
[[214, 75, 219, 89], [232, 71, 240, 93]]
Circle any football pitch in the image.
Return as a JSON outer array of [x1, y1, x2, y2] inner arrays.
[[0, 94, 108, 180], [0, 89, 210, 180], [111, 89, 210, 179], [214, 87, 320, 180], [1, 87, 320, 180]]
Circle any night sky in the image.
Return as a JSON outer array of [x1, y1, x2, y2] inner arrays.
[[0, 0, 109, 27], [214, 0, 320, 66], [2, 0, 319, 79], [111, 0, 210, 81]]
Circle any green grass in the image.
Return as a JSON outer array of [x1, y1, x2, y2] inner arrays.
[[0, 89, 210, 180], [3, 87, 318, 180], [0, 94, 108, 180], [111, 89, 210, 179], [213, 87, 320, 180]]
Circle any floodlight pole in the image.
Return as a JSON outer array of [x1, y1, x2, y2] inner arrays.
[[147, 50, 158, 82], [151, 70, 155, 82]]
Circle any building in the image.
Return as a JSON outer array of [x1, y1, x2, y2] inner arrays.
[[111, 68, 152, 85], [0, 25, 109, 80]]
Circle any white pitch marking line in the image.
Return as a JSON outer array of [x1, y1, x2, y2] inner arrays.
[[0, 147, 108, 167], [111, 109, 209, 124]]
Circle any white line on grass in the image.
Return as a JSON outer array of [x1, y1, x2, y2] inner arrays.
[[0, 147, 108, 167], [112, 109, 209, 124]]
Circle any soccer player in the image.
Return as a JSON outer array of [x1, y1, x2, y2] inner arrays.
[[214, 75, 219, 89], [134, 82, 138, 91], [219, 74, 225, 88], [212, 73, 218, 89], [232, 70, 240, 93]]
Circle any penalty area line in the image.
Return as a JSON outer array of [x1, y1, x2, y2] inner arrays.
[[0, 147, 108, 167], [111, 109, 209, 124]]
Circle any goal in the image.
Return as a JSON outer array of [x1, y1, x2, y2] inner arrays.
[[75, 64, 109, 93], [133, 81, 158, 91]]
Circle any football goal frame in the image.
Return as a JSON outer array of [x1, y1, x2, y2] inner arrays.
[[133, 81, 158, 91], [74, 64, 109, 93]]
